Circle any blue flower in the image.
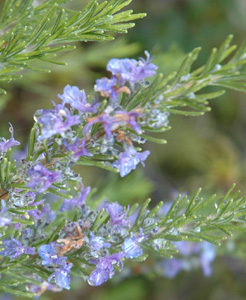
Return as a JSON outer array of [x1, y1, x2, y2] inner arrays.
[[107, 51, 158, 84], [58, 85, 99, 113], [122, 230, 145, 259], [94, 77, 119, 101], [105, 202, 130, 227], [28, 203, 56, 224], [84, 109, 142, 139], [0, 123, 20, 153], [38, 243, 65, 266], [38, 242, 73, 289], [113, 110, 142, 134], [88, 252, 125, 286], [83, 111, 115, 139], [0, 238, 35, 258], [89, 233, 111, 251], [35, 103, 80, 140], [112, 147, 150, 177], [48, 262, 73, 290], [199, 242, 216, 276], [161, 258, 184, 278], [64, 138, 92, 161], [122, 236, 143, 259], [27, 163, 61, 193], [60, 186, 91, 212]]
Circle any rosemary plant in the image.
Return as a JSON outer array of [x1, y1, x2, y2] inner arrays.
[[0, 0, 246, 298]]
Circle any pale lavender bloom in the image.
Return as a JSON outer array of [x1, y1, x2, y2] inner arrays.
[[88, 268, 109, 286], [36, 103, 80, 140], [89, 233, 111, 251], [162, 241, 216, 278], [161, 258, 184, 278], [84, 109, 141, 139], [0, 238, 35, 258], [122, 232, 144, 259], [95, 77, 119, 101], [200, 242, 216, 276], [107, 51, 158, 84], [27, 163, 61, 193], [64, 138, 91, 161], [0, 123, 20, 153], [58, 85, 99, 113], [113, 110, 142, 134], [60, 186, 91, 212], [83, 112, 115, 139], [29, 203, 56, 224], [38, 243, 73, 290], [105, 202, 130, 227], [112, 147, 150, 177], [48, 262, 73, 290], [38, 243, 66, 266], [88, 252, 125, 286], [0, 200, 11, 227], [175, 241, 216, 275], [175, 241, 200, 256]]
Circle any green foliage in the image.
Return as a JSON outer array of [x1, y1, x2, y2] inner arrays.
[[127, 35, 246, 119], [146, 184, 246, 250], [0, 0, 145, 93]]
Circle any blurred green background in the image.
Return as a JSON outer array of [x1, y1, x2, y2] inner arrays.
[[1, 0, 246, 299]]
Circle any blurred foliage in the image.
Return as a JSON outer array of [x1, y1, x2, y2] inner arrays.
[[1, 0, 246, 299]]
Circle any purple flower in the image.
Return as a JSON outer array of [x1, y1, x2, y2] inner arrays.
[[38, 243, 67, 266], [27, 163, 61, 193], [175, 241, 200, 256], [58, 85, 99, 113], [95, 77, 119, 101], [161, 258, 184, 278], [38, 243, 73, 290], [64, 138, 91, 161], [35, 103, 80, 140], [83, 112, 115, 139], [200, 242, 216, 276], [113, 110, 142, 134], [29, 203, 56, 224], [0, 123, 20, 153], [48, 262, 73, 290], [88, 252, 125, 286], [89, 233, 111, 251], [84, 109, 142, 139], [105, 202, 130, 227], [0, 200, 11, 227], [122, 232, 144, 259], [107, 51, 158, 84], [60, 186, 91, 212], [112, 147, 150, 177], [0, 238, 35, 258]]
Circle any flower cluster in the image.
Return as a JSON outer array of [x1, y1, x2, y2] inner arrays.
[[0, 52, 220, 299]]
